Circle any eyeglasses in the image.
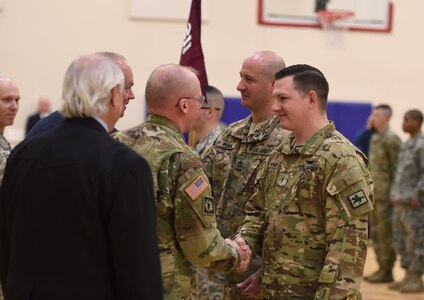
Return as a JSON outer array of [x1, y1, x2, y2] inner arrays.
[[200, 107, 221, 111], [175, 95, 207, 107]]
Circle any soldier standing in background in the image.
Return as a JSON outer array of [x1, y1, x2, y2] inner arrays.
[[192, 85, 226, 156], [235, 64, 374, 299], [112, 64, 251, 300], [202, 51, 289, 299], [389, 109, 424, 293], [365, 104, 402, 283], [0, 76, 20, 300], [0, 77, 20, 185], [191, 84, 227, 300]]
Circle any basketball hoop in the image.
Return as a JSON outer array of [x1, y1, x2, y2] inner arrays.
[[318, 10, 354, 30], [318, 10, 354, 48]]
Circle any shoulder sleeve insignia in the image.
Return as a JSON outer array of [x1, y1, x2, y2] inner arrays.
[[348, 190, 369, 208], [203, 196, 215, 215], [185, 175, 209, 201]]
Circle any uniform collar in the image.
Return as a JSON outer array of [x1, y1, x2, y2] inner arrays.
[[146, 114, 185, 141], [231, 114, 281, 142], [281, 121, 336, 155]]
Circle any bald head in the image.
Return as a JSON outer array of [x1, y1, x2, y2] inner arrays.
[[247, 51, 286, 79], [0, 77, 18, 89], [145, 64, 201, 112], [0, 76, 20, 133]]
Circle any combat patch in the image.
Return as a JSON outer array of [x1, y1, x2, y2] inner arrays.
[[185, 175, 208, 201], [347, 190, 369, 209], [203, 196, 215, 215]]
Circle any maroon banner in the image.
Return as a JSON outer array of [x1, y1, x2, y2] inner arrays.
[[180, 0, 208, 92]]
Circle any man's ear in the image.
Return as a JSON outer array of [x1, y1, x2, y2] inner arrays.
[[307, 90, 318, 109], [176, 99, 189, 114], [269, 79, 275, 94], [205, 108, 214, 120]]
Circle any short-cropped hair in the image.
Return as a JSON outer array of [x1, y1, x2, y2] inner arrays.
[[406, 109, 423, 125], [275, 64, 329, 111], [375, 104, 392, 118], [61, 54, 124, 118]]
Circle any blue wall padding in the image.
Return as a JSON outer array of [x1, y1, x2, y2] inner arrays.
[[220, 98, 372, 143]]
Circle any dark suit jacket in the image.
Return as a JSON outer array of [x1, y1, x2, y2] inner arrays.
[[0, 118, 162, 300], [26, 111, 118, 140], [25, 113, 41, 135]]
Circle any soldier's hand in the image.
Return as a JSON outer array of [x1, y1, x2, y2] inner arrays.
[[225, 237, 251, 273], [237, 272, 261, 299]]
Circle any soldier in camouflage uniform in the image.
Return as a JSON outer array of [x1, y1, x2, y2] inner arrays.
[[236, 64, 374, 299], [112, 64, 251, 300], [0, 77, 20, 300], [192, 85, 226, 156], [191, 85, 226, 300], [0, 77, 19, 186], [366, 104, 402, 283], [389, 109, 424, 293], [202, 51, 289, 299]]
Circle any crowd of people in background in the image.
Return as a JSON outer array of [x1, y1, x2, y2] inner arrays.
[[354, 104, 424, 294], [0, 49, 422, 300]]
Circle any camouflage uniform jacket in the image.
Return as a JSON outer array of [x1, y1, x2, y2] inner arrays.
[[193, 126, 223, 156], [369, 127, 401, 200], [201, 115, 289, 285], [112, 115, 239, 299], [390, 132, 424, 205], [0, 134, 11, 186], [239, 122, 374, 300]]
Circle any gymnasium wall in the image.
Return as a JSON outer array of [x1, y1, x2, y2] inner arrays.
[[0, 0, 419, 144]]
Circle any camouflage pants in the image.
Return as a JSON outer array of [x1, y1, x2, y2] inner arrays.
[[370, 199, 396, 270], [191, 266, 224, 300], [392, 204, 424, 273]]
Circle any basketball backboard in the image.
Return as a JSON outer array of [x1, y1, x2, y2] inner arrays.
[[258, 0, 393, 32]]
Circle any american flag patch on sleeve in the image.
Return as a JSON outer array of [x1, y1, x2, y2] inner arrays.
[[185, 175, 209, 201]]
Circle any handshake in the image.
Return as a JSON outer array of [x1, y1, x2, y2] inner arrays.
[[225, 237, 252, 273]]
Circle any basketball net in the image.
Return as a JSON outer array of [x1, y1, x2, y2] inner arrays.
[[318, 10, 354, 48]]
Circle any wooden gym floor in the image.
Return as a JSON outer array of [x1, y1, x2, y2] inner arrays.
[[362, 247, 424, 300]]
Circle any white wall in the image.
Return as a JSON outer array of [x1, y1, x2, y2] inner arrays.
[[0, 0, 421, 144]]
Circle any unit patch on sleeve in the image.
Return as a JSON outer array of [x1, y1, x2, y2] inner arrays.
[[203, 196, 215, 215], [185, 175, 209, 201], [347, 190, 369, 209]]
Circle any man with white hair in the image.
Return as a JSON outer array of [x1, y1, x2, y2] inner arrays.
[[0, 53, 162, 299], [25, 52, 135, 139]]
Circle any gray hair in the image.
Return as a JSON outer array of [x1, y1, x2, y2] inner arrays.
[[61, 54, 124, 118]]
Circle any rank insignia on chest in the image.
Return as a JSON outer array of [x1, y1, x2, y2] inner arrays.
[[347, 190, 369, 208], [185, 175, 209, 201], [203, 196, 215, 215], [269, 162, 279, 169], [300, 160, 318, 172]]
